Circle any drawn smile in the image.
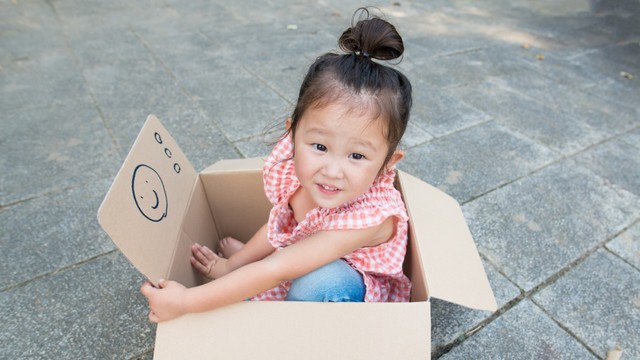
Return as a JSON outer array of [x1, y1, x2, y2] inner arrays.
[[151, 190, 159, 209]]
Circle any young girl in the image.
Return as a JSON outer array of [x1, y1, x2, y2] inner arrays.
[[141, 8, 413, 323]]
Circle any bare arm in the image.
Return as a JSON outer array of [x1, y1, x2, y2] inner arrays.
[[141, 217, 395, 322], [226, 223, 273, 271]]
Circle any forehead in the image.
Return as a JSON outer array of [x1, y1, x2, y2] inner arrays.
[[299, 101, 388, 140]]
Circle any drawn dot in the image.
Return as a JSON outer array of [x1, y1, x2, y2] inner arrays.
[[154, 132, 163, 144], [174, 163, 181, 174], [164, 148, 172, 158]]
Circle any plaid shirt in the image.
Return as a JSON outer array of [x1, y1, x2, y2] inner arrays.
[[251, 135, 411, 302]]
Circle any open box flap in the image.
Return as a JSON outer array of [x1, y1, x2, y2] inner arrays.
[[154, 301, 430, 360], [199, 159, 271, 243], [397, 170, 497, 312], [97, 115, 198, 286]]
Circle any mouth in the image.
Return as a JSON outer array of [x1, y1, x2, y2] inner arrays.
[[151, 190, 159, 209], [317, 183, 341, 195]]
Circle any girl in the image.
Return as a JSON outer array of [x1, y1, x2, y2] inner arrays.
[[141, 8, 413, 323]]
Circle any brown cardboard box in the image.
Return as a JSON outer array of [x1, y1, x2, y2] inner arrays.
[[98, 115, 497, 359]]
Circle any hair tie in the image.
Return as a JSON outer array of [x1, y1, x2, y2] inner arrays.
[[355, 51, 370, 59]]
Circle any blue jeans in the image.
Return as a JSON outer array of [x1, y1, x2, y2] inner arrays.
[[285, 259, 365, 302]]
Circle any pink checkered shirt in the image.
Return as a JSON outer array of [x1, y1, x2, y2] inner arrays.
[[251, 135, 411, 302]]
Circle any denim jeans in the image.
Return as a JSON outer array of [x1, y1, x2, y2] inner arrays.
[[285, 259, 365, 302]]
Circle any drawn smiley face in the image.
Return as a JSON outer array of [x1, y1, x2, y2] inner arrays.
[[131, 164, 168, 222]]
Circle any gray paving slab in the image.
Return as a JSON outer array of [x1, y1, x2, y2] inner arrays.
[[463, 159, 640, 291], [0, 252, 154, 359], [401, 47, 497, 89], [1, 98, 122, 206], [410, 76, 491, 137], [179, 63, 291, 142], [0, 178, 115, 290], [71, 29, 240, 170], [574, 135, 640, 197], [0, 47, 88, 112], [448, 78, 612, 155], [431, 258, 521, 355], [532, 249, 640, 359], [132, 28, 232, 81], [500, 70, 638, 139], [66, 24, 153, 70], [399, 121, 558, 203], [621, 127, 640, 149], [607, 222, 640, 269], [0, 0, 65, 63], [438, 299, 597, 360], [1, 0, 639, 359]]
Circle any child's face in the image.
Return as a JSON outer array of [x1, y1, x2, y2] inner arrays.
[[293, 101, 403, 209]]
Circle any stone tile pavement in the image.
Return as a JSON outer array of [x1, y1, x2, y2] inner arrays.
[[1, 0, 638, 359]]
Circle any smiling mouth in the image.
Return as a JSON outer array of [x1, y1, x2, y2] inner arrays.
[[318, 183, 341, 194], [151, 190, 159, 209]]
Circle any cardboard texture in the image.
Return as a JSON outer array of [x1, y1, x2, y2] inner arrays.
[[98, 115, 497, 359]]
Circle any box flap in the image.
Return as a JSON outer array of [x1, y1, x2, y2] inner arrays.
[[199, 158, 271, 242], [398, 170, 497, 311], [154, 301, 430, 360], [97, 115, 198, 285]]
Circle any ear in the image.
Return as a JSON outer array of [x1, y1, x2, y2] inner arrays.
[[285, 117, 292, 130], [386, 149, 405, 169]]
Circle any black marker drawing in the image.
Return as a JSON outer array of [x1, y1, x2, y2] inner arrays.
[[132, 164, 168, 222]]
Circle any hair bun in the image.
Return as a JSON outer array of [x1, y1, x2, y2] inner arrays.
[[338, 8, 404, 61]]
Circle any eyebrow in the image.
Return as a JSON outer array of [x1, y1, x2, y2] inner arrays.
[[305, 127, 377, 151]]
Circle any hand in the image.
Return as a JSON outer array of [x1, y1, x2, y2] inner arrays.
[[140, 279, 188, 323], [191, 243, 229, 279]]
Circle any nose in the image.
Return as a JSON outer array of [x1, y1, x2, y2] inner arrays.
[[321, 157, 343, 179]]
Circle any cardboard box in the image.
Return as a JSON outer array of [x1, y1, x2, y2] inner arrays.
[[98, 115, 497, 359]]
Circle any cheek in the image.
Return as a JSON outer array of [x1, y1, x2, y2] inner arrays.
[[293, 154, 313, 182]]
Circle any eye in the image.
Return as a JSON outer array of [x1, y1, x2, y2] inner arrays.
[[350, 153, 365, 160], [313, 143, 327, 152]]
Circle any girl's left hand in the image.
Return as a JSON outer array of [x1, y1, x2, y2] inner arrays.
[[140, 279, 188, 323]]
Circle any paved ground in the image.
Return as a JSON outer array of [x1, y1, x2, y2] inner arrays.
[[1, 0, 639, 359]]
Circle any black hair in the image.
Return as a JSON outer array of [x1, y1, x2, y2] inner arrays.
[[286, 7, 412, 169]]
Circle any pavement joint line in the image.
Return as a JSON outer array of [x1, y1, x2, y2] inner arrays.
[[44, 0, 124, 160], [126, 25, 248, 160], [0, 250, 119, 294], [0, 181, 92, 210], [432, 47, 485, 58], [433, 292, 526, 359], [128, 348, 154, 360], [523, 219, 639, 300], [241, 63, 297, 107], [458, 119, 640, 208], [438, 211, 640, 358], [603, 218, 640, 273], [129, 25, 179, 83], [529, 295, 602, 359]]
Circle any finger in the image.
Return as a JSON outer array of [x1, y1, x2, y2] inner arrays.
[[199, 244, 217, 260], [194, 246, 216, 263], [158, 279, 167, 288], [190, 256, 208, 273], [148, 311, 159, 323], [140, 281, 154, 297]]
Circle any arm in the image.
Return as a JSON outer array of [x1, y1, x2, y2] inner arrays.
[[141, 217, 395, 322], [227, 223, 273, 269], [191, 223, 274, 279]]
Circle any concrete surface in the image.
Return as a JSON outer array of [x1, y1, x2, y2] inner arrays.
[[1, 0, 638, 359]]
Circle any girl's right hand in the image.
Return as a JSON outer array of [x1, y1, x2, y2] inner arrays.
[[140, 279, 188, 323], [190, 243, 229, 279]]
